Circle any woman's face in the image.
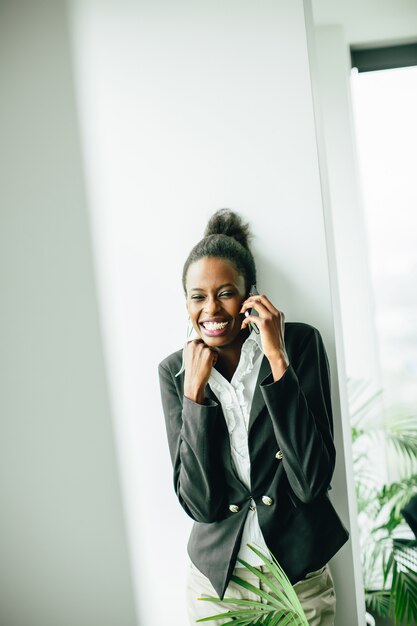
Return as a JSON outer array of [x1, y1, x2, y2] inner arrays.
[[185, 256, 247, 349]]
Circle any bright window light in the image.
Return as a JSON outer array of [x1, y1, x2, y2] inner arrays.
[[351, 65, 417, 414]]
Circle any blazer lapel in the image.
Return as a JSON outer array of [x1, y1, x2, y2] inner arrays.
[[248, 355, 271, 432]]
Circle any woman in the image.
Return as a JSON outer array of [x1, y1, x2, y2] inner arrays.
[[158, 209, 349, 625]]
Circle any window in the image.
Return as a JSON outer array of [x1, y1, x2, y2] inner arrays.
[[350, 58, 417, 421]]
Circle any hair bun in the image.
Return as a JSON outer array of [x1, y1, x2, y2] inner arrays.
[[183, 208, 256, 292], [204, 209, 252, 250]]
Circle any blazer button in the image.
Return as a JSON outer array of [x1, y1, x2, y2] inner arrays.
[[229, 504, 240, 513], [275, 450, 283, 460], [262, 496, 273, 506]]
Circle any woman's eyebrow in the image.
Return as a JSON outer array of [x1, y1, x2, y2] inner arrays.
[[189, 283, 235, 292]]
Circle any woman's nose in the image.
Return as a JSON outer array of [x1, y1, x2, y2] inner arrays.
[[204, 297, 220, 315]]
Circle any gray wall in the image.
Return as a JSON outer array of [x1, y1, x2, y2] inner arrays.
[[0, 2, 137, 625]]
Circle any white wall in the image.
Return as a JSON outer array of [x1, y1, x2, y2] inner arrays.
[[69, 1, 363, 625], [0, 2, 137, 625]]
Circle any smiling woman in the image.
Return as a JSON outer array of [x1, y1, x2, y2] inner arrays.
[[158, 209, 349, 626], [187, 257, 246, 344]]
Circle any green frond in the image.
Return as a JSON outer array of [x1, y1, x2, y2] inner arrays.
[[263, 612, 289, 626], [229, 575, 287, 611], [348, 380, 417, 623], [365, 589, 391, 617], [238, 546, 305, 614], [285, 612, 307, 626], [195, 607, 266, 623], [391, 557, 417, 626], [198, 596, 267, 610], [253, 546, 306, 616], [372, 478, 417, 534], [382, 544, 395, 587], [197, 617, 258, 626], [235, 554, 295, 605], [386, 425, 417, 467], [197, 545, 308, 626]]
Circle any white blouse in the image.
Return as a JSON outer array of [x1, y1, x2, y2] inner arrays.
[[208, 331, 270, 567]]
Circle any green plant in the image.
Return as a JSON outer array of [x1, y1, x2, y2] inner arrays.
[[196, 544, 308, 625], [349, 379, 417, 625]]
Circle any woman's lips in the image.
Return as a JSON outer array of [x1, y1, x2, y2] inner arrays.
[[200, 320, 230, 336]]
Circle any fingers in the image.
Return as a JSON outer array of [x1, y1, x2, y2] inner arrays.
[[183, 337, 204, 350], [241, 314, 260, 331], [240, 293, 280, 317], [241, 312, 285, 329], [240, 296, 285, 332], [184, 338, 218, 363], [240, 294, 286, 336], [183, 339, 217, 402]]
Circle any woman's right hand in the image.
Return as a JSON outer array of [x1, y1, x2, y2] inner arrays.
[[183, 339, 217, 404]]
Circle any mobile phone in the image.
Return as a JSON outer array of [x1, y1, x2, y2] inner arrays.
[[245, 284, 260, 334]]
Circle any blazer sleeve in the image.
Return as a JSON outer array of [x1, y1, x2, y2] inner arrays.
[[260, 326, 335, 503], [158, 360, 228, 523]]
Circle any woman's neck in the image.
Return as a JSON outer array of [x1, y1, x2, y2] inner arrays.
[[214, 328, 250, 382]]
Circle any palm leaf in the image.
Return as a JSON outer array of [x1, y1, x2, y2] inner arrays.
[[230, 572, 291, 610], [198, 597, 269, 609], [382, 543, 395, 587], [238, 546, 305, 614], [385, 419, 417, 468], [365, 589, 391, 617], [198, 616, 261, 625], [264, 612, 288, 626], [391, 560, 417, 626], [348, 380, 417, 623], [247, 545, 306, 617], [197, 545, 308, 626], [195, 607, 264, 623], [235, 556, 293, 604]]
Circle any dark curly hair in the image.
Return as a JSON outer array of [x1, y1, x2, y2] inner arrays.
[[182, 209, 257, 294]]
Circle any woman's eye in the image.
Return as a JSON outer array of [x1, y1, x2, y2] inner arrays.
[[219, 291, 234, 298], [190, 295, 205, 301]]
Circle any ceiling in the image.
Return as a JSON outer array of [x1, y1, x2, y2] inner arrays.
[[312, 0, 417, 47]]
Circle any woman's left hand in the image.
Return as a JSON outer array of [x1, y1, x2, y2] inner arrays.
[[240, 294, 289, 380]]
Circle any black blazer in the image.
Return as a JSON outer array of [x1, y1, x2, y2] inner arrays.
[[158, 322, 349, 599]]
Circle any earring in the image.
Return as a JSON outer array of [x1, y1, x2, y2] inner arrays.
[[175, 316, 195, 377], [186, 316, 194, 338]]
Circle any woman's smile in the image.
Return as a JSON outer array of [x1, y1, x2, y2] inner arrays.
[[199, 318, 230, 336], [185, 257, 247, 348]]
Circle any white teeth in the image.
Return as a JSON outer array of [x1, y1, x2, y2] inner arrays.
[[203, 321, 228, 330]]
